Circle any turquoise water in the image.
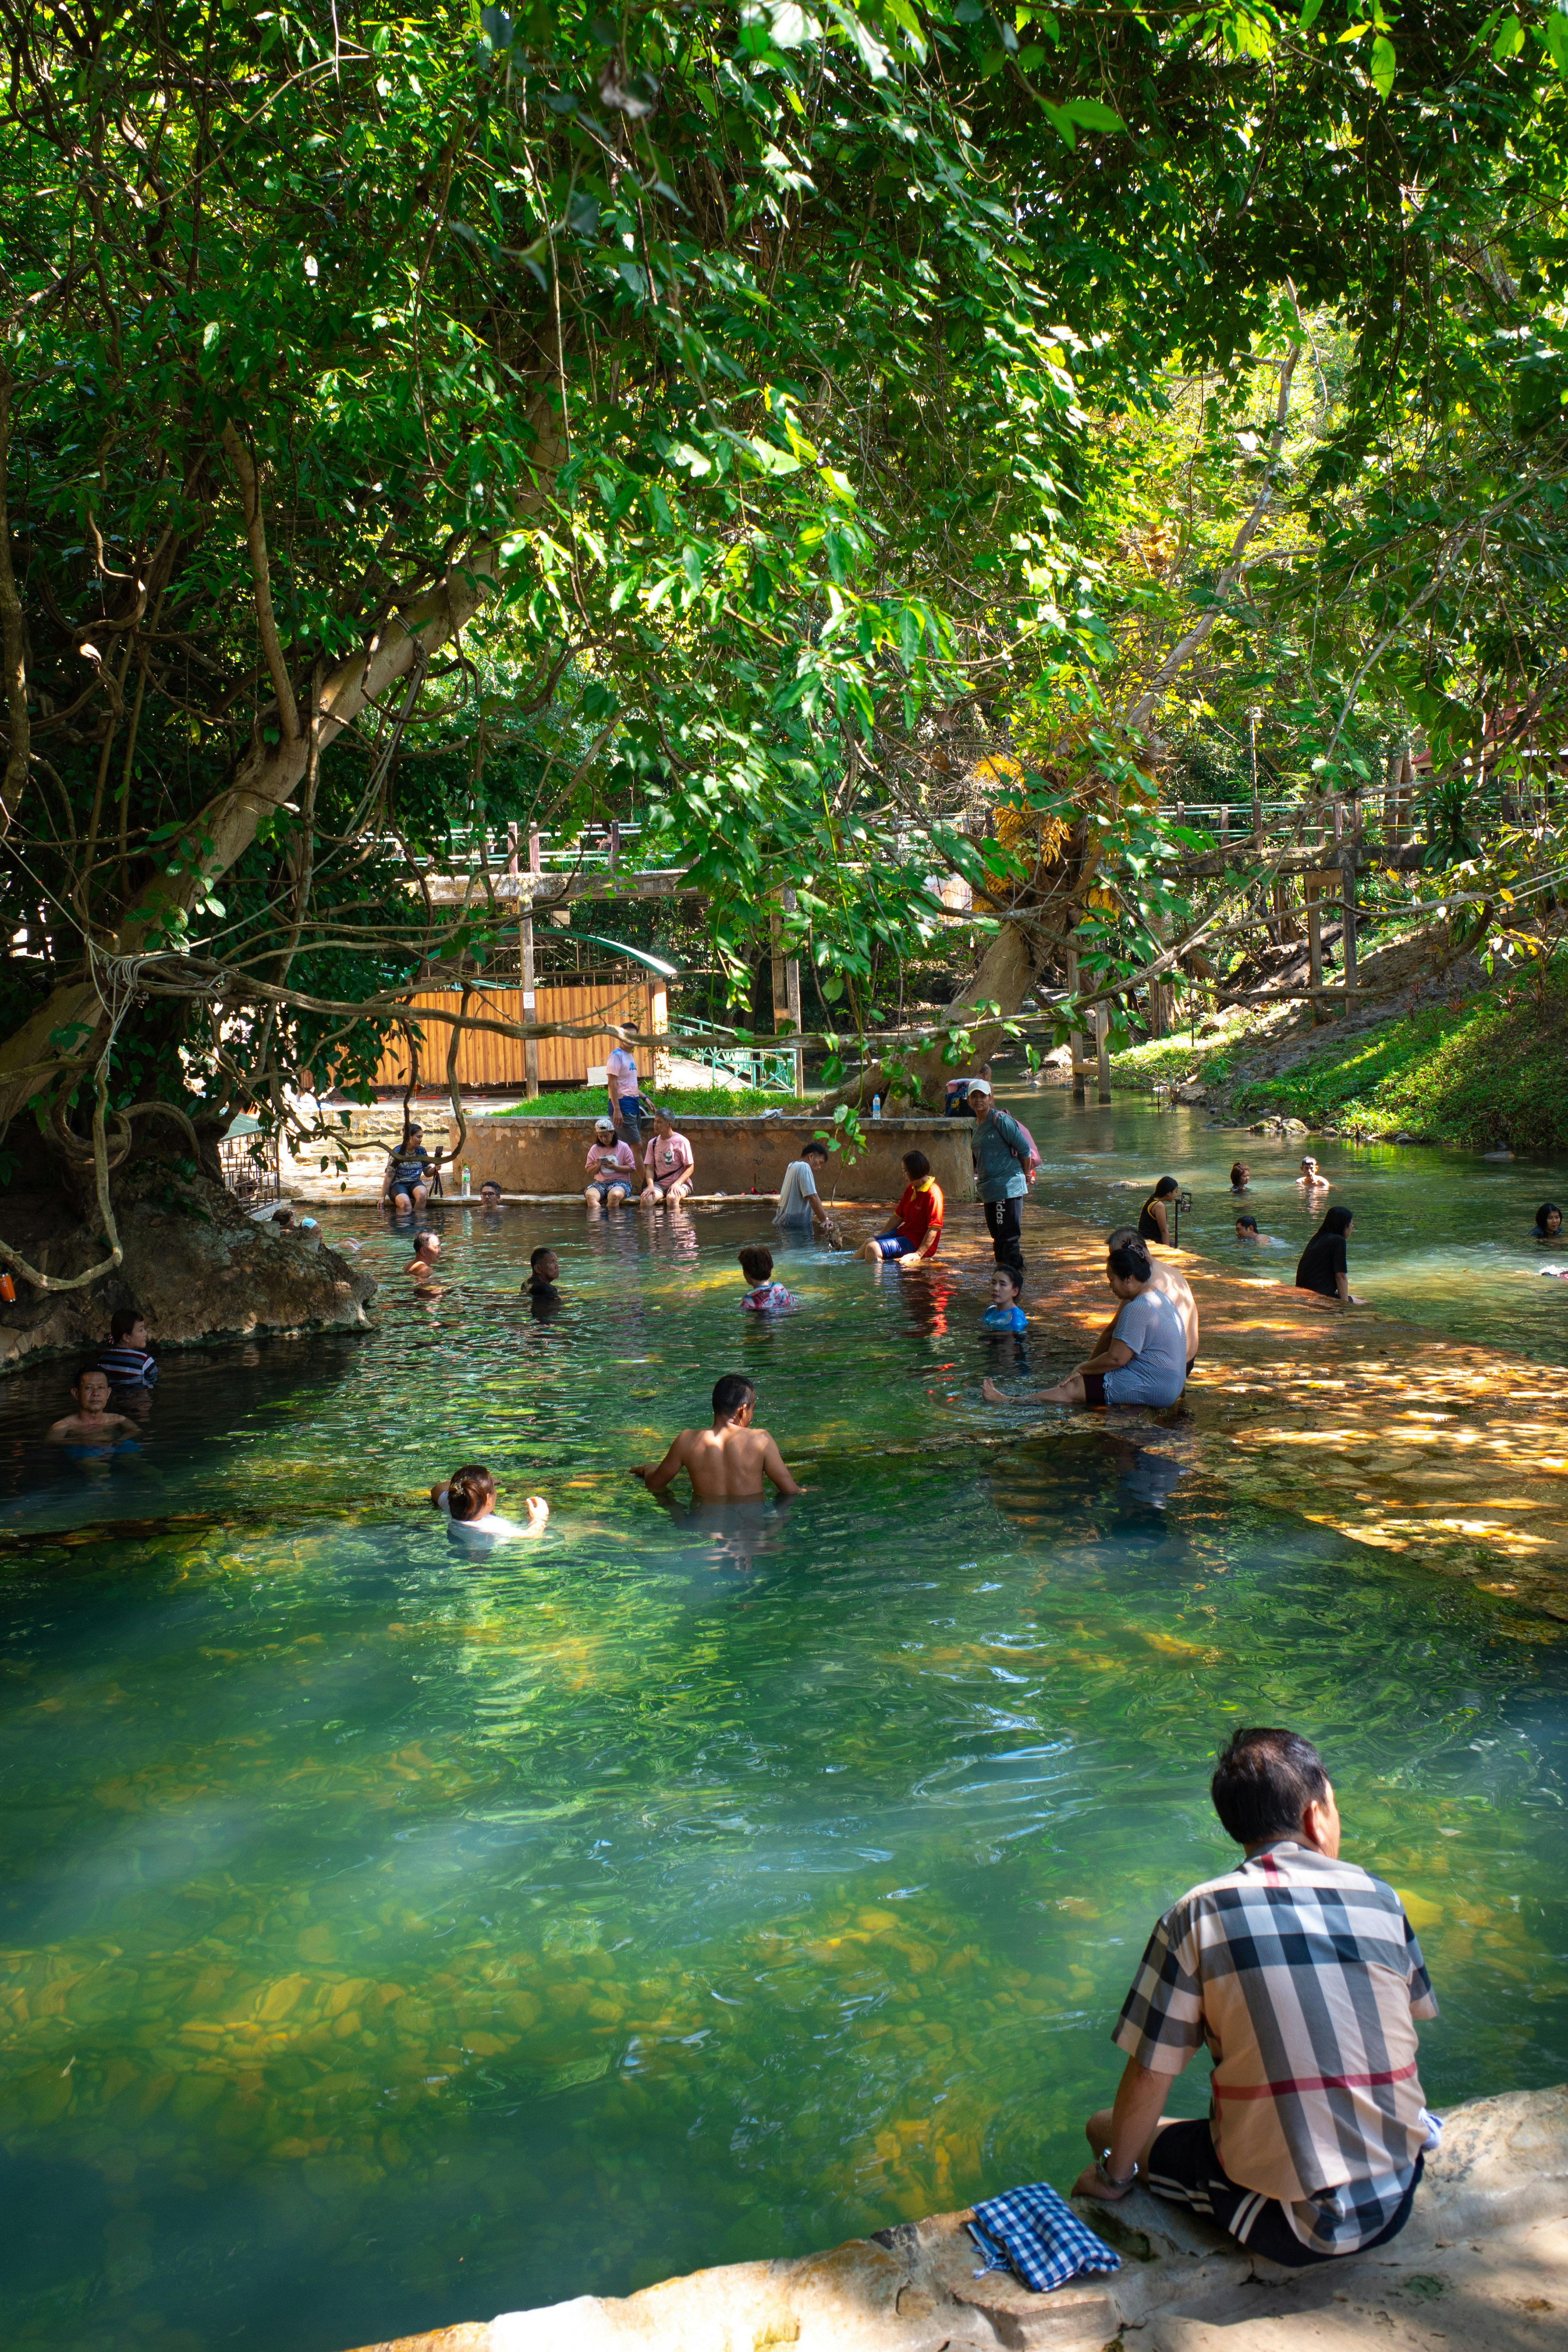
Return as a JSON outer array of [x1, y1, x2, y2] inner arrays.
[[2, 1201, 1567, 2352], [999, 1078, 1568, 1364]]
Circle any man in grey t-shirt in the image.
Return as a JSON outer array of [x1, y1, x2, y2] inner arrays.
[[774, 1139, 835, 1236], [983, 1243, 1188, 1411]]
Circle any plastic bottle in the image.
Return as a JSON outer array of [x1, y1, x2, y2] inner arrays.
[[462, 1165, 471, 1198], [871, 1094, 882, 1119]]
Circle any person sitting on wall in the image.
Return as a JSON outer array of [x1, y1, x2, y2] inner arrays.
[[632, 1373, 803, 1501], [857, 1149, 944, 1268], [642, 1109, 696, 1208], [383, 1124, 432, 1216], [606, 1038, 651, 1147], [774, 1138, 838, 1241], [1074, 1725, 1439, 2272], [584, 1118, 637, 1211], [982, 1242, 1187, 1411]]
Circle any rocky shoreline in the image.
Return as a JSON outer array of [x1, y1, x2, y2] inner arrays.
[[339, 2085, 1568, 2352], [0, 1169, 376, 1374]]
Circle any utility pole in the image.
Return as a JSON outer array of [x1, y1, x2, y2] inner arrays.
[[772, 890, 804, 1095], [1066, 941, 1087, 1105]]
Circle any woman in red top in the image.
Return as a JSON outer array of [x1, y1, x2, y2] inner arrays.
[[858, 1150, 944, 1267]]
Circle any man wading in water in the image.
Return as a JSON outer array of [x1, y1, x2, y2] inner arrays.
[[631, 1374, 802, 1500]]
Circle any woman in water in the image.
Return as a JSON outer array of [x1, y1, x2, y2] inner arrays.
[[1296, 1204, 1362, 1307], [1138, 1174, 1179, 1245], [1229, 1161, 1250, 1193], [1532, 1203, 1563, 1243]]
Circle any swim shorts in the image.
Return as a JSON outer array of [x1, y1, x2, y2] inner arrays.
[[871, 1233, 906, 1261], [1145, 2119, 1422, 2270], [1081, 1371, 1107, 1407]]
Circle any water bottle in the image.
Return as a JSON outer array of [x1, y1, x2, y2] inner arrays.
[[462, 1165, 471, 1198], [871, 1094, 882, 1120]]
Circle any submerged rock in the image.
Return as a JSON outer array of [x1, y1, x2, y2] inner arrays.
[[339, 2085, 1568, 2352]]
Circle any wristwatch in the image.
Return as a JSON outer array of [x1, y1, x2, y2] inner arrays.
[[1095, 2150, 1138, 2191]]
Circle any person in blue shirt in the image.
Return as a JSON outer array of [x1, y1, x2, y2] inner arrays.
[[982, 1268, 1028, 1334]]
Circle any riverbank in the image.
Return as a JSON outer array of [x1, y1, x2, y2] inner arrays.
[[339, 2087, 1568, 2352], [1106, 943, 1568, 1158]]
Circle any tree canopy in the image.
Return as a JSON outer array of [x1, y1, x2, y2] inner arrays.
[[2, 0, 1567, 1221]]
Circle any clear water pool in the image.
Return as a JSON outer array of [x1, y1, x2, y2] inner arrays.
[[2, 1200, 1566, 2352], [998, 1079, 1568, 1365]]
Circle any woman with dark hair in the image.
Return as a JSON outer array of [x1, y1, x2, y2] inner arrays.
[[431, 1463, 550, 1543], [1296, 1206, 1361, 1306], [1532, 1203, 1563, 1242], [1138, 1174, 1179, 1246], [1229, 1161, 1250, 1193]]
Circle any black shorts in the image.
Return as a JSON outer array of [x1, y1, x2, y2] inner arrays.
[[1145, 2119, 1422, 2269], [1081, 1370, 1107, 1408]]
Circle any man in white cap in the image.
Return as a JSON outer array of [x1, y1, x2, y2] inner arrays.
[[966, 1077, 1032, 1282], [583, 1116, 637, 1212]]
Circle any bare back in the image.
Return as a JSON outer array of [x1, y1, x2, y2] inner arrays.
[[641, 1416, 801, 1500]]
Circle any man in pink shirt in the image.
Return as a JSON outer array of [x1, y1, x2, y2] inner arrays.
[[584, 1117, 636, 1211], [641, 1108, 696, 1208]]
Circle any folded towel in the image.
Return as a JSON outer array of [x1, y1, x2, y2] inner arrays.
[[969, 2180, 1122, 2295]]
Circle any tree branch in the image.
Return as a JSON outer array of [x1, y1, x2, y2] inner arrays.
[[221, 419, 301, 742]]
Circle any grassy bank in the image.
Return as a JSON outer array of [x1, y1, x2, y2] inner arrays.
[[495, 1084, 804, 1118], [1110, 974, 1568, 1156]]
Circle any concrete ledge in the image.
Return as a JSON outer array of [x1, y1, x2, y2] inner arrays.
[[446, 1114, 975, 1204], [341, 2087, 1568, 2352]]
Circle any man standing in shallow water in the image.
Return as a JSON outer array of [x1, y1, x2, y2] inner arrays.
[[1074, 1725, 1439, 2268], [631, 1374, 802, 1499]]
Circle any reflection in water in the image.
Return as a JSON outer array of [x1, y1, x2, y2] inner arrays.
[[0, 1204, 1564, 2352]]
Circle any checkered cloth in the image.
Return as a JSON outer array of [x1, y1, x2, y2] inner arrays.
[[1115, 1837, 1437, 2255], [968, 2181, 1122, 2294]]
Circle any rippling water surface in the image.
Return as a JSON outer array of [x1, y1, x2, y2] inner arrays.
[[2, 1198, 1567, 2352]]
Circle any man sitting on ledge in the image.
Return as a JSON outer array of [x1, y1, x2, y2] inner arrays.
[[1075, 1725, 1439, 2267]]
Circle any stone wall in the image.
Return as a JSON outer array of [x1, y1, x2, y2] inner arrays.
[[448, 1114, 976, 1204]]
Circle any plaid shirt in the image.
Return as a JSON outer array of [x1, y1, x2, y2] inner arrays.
[[1114, 1838, 1436, 2254]]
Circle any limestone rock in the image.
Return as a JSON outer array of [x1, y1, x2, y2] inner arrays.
[[341, 2087, 1568, 2352], [0, 1169, 376, 1371]]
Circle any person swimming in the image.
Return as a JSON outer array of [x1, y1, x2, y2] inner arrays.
[[48, 1366, 140, 1447], [1533, 1203, 1563, 1242], [431, 1462, 550, 1543], [1297, 1155, 1330, 1190], [982, 1267, 1028, 1334], [525, 1245, 560, 1299], [739, 1243, 795, 1312], [632, 1373, 803, 1500], [1138, 1175, 1179, 1246], [406, 1231, 442, 1289], [1229, 1161, 1250, 1193], [1235, 1214, 1286, 1247]]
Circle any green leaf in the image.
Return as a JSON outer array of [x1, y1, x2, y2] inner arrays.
[[1370, 31, 1396, 92], [1492, 13, 1525, 57], [1546, 7, 1568, 67]]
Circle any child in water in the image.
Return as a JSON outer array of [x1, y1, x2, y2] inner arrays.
[[48, 1366, 140, 1446], [430, 1463, 550, 1543], [982, 1268, 1028, 1333], [525, 1246, 560, 1301], [740, 1243, 795, 1312]]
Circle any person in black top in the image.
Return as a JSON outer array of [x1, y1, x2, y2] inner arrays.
[[1296, 1205, 1361, 1306], [1532, 1203, 1563, 1242], [1138, 1176, 1179, 1246]]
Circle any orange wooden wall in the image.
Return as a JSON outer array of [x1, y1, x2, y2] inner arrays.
[[372, 980, 654, 1089]]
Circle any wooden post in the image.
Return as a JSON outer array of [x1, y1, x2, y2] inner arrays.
[[1066, 943, 1087, 1104], [521, 824, 541, 1098], [1306, 870, 1324, 993], [1381, 742, 1401, 848], [1096, 1000, 1112, 1104], [650, 980, 671, 1089], [771, 902, 788, 1036], [786, 954, 803, 1098], [1249, 709, 1263, 846], [1341, 797, 1359, 994]]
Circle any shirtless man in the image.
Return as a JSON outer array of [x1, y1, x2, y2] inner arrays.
[[632, 1374, 803, 1499], [406, 1231, 443, 1292], [1297, 1154, 1330, 1194], [1106, 1225, 1199, 1372], [48, 1366, 140, 1445]]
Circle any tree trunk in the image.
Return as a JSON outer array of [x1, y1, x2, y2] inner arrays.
[[815, 920, 1038, 1110]]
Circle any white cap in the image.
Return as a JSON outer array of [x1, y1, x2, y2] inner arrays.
[[967, 1076, 993, 1096], [595, 1116, 615, 1132]]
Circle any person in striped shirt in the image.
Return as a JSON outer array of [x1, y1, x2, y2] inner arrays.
[[1074, 1725, 1439, 2265], [98, 1307, 158, 1387]]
